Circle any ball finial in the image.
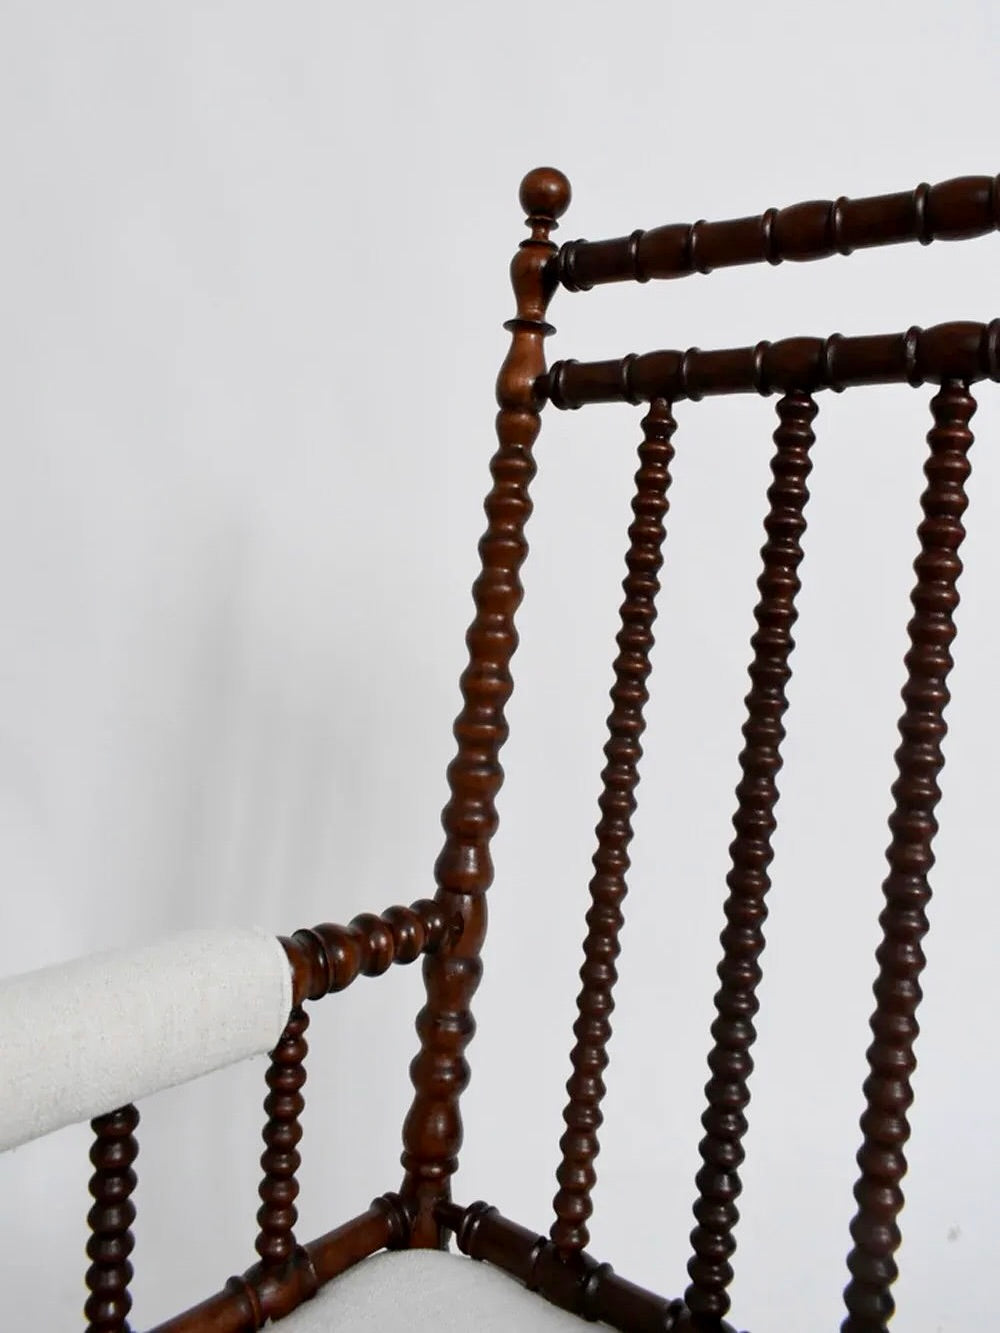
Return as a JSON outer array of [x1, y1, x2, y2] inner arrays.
[[519, 167, 572, 224]]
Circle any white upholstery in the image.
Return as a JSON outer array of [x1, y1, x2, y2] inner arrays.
[[279, 1249, 599, 1331], [0, 929, 292, 1151]]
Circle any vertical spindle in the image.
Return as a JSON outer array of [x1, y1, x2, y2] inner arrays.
[[551, 398, 677, 1256], [841, 381, 975, 1333], [686, 390, 816, 1322]]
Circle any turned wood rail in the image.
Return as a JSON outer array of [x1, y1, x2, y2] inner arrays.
[[559, 173, 1000, 289]]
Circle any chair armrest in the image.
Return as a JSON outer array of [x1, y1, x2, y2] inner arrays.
[[281, 899, 459, 1005], [0, 928, 291, 1152]]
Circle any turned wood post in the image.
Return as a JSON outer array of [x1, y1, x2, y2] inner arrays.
[[399, 167, 571, 1245]]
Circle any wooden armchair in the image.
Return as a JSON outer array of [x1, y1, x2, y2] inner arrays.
[[3, 165, 998, 1332]]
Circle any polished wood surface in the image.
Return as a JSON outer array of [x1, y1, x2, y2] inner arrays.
[[255, 1006, 309, 1270], [551, 399, 676, 1257], [841, 382, 976, 1333], [280, 899, 455, 1005], [85, 1105, 140, 1333], [560, 173, 1000, 289], [545, 320, 1000, 408], [399, 166, 570, 1247], [686, 391, 816, 1323], [442, 1199, 695, 1331]]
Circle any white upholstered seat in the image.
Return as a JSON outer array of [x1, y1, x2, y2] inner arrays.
[[278, 1249, 600, 1331]]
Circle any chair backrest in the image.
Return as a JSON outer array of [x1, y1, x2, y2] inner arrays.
[[398, 167, 1000, 1333]]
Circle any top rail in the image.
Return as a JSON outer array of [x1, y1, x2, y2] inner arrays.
[[559, 174, 1000, 290]]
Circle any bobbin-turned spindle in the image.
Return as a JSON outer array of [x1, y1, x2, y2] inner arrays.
[[399, 165, 571, 1248]]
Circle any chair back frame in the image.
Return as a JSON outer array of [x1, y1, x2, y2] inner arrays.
[[68, 167, 999, 1333]]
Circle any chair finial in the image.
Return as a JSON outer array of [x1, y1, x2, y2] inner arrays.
[[519, 167, 571, 229]]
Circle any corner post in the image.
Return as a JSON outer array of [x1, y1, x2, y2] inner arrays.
[[399, 167, 571, 1246]]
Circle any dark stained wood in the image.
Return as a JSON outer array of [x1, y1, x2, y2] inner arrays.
[[280, 899, 454, 1005], [841, 381, 976, 1333], [440, 1199, 711, 1332], [559, 174, 1000, 289], [85, 1104, 140, 1333], [255, 1006, 308, 1269], [685, 391, 816, 1323], [399, 167, 571, 1246], [147, 1197, 405, 1333], [217, 1253, 320, 1329], [307, 1192, 410, 1285], [544, 320, 1000, 408], [551, 399, 676, 1256]]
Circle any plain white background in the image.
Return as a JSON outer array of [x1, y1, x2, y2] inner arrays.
[[1, 3, 998, 1329]]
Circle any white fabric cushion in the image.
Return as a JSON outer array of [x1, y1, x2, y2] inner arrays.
[[0, 929, 292, 1151], [281, 1249, 597, 1331]]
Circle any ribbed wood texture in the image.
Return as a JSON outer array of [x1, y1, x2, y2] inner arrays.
[[442, 1199, 698, 1332], [281, 900, 453, 1005], [685, 391, 816, 1322], [84, 1104, 139, 1333], [544, 320, 1000, 408], [551, 399, 676, 1255], [841, 381, 976, 1333], [400, 168, 571, 1245], [255, 1005, 309, 1268], [559, 174, 1000, 289]]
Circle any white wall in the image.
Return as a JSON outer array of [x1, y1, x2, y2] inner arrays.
[[1, 2, 998, 1328]]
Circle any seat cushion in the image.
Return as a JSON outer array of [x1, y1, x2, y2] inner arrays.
[[279, 1249, 597, 1331]]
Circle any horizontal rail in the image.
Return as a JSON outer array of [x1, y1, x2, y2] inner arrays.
[[147, 1196, 406, 1332], [559, 174, 1000, 289], [281, 901, 460, 1005], [543, 319, 1000, 408], [438, 1200, 737, 1332]]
